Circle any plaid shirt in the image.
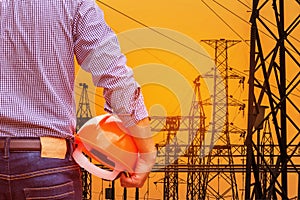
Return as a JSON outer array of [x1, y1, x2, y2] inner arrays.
[[0, 0, 148, 138]]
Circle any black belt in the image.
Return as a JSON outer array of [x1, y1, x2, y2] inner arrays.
[[0, 138, 41, 151], [0, 137, 74, 153]]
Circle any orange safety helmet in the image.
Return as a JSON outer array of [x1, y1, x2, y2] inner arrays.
[[72, 114, 138, 180]]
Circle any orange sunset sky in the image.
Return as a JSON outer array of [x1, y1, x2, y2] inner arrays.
[[74, 1, 300, 199]]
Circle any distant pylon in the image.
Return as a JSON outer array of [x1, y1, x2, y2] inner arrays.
[[76, 82, 92, 200], [163, 116, 180, 200], [198, 39, 243, 199], [153, 116, 181, 200], [76, 83, 93, 131], [186, 75, 206, 199]]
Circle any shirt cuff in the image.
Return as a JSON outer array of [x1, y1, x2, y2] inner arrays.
[[104, 88, 149, 127]]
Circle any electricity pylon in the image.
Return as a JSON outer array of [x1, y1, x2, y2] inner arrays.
[[198, 39, 245, 199], [76, 83, 93, 130], [246, 0, 300, 199], [76, 83, 93, 200], [186, 76, 206, 199]]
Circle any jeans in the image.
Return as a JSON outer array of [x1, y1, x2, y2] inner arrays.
[[0, 140, 82, 200]]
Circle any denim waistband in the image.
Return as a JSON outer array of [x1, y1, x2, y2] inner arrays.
[[0, 137, 74, 160]]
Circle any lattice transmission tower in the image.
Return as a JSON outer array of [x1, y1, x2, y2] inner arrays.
[[76, 83, 93, 130], [186, 76, 206, 199], [151, 75, 206, 199], [246, 0, 300, 199], [152, 116, 183, 200], [163, 117, 181, 200], [76, 83, 93, 200], [197, 39, 245, 199]]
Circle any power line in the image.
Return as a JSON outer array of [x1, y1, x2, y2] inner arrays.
[[204, 0, 300, 51], [97, 0, 300, 102], [229, 67, 300, 99], [90, 1, 300, 100], [75, 91, 104, 110], [204, 0, 275, 48], [206, 0, 300, 97], [212, 0, 251, 31], [200, 0, 248, 43], [96, 1, 251, 92], [97, 0, 213, 60], [235, 0, 300, 44], [236, 0, 251, 9], [75, 85, 104, 99]]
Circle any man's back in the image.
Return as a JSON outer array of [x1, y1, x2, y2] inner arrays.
[[0, 0, 116, 138]]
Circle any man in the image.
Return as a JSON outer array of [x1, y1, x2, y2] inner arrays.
[[0, 0, 156, 199]]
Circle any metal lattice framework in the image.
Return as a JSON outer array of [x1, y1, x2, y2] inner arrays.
[[246, 0, 300, 199], [76, 83, 93, 130], [198, 39, 245, 200], [78, 0, 300, 199], [186, 76, 206, 199], [163, 117, 180, 200], [152, 38, 247, 199], [152, 116, 182, 200], [76, 83, 92, 200]]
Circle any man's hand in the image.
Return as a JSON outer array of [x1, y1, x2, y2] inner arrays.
[[119, 172, 150, 188], [119, 117, 157, 188]]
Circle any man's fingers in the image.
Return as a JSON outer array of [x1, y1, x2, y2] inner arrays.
[[120, 173, 136, 188], [120, 173, 148, 188]]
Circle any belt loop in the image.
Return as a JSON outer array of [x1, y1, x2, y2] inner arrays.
[[68, 138, 74, 161], [4, 138, 10, 159]]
